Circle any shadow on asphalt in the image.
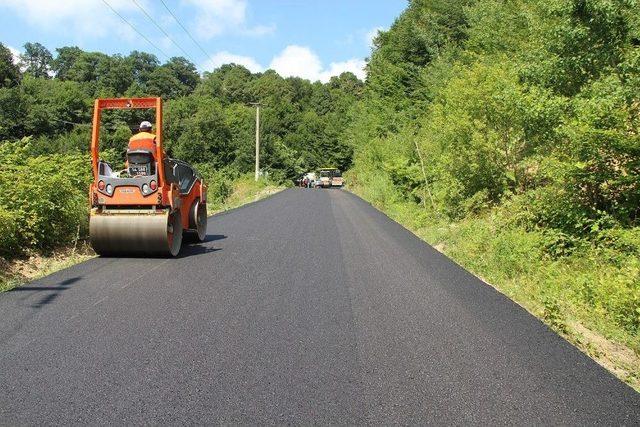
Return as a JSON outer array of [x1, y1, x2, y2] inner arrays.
[[9, 277, 81, 308], [202, 234, 226, 243], [179, 234, 226, 258]]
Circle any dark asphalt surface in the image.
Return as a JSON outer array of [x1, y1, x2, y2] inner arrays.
[[1, 188, 638, 425]]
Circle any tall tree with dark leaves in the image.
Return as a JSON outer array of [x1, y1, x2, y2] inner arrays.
[[164, 57, 200, 95], [0, 43, 20, 87], [20, 42, 53, 79]]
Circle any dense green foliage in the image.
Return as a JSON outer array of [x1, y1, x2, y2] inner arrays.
[[0, 42, 361, 257], [346, 0, 640, 356], [0, 139, 90, 256]]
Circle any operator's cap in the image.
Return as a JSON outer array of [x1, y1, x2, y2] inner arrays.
[[139, 121, 153, 131]]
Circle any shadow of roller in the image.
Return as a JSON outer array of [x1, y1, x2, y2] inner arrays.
[[178, 234, 227, 257]]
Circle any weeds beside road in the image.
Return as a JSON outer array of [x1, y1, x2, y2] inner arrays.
[[207, 175, 286, 214]]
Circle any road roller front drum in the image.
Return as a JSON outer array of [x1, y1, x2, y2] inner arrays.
[[90, 208, 183, 257], [166, 210, 183, 256]]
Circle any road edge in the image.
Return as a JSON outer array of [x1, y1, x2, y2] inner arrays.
[[343, 187, 640, 393]]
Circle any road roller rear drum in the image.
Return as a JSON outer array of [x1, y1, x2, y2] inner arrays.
[[185, 199, 207, 243]]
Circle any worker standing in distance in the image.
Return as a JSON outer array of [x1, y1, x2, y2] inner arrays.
[[128, 120, 156, 152]]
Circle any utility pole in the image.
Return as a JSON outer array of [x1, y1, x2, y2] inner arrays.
[[250, 102, 261, 181]]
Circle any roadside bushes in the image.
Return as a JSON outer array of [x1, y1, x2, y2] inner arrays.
[[194, 163, 233, 208], [0, 207, 20, 258], [0, 139, 91, 258]]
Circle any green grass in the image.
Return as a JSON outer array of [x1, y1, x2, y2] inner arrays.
[[348, 182, 640, 391], [207, 174, 286, 214]]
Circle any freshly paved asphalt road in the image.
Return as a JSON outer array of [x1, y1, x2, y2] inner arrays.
[[1, 188, 638, 424]]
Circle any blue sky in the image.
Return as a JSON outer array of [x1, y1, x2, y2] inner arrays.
[[0, 0, 406, 82]]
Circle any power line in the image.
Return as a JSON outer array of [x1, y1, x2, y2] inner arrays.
[[52, 117, 91, 127], [130, 0, 198, 64], [101, 0, 170, 60], [158, 0, 214, 64], [52, 117, 137, 131]]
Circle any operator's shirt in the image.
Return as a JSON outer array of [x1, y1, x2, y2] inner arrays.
[[128, 131, 156, 152]]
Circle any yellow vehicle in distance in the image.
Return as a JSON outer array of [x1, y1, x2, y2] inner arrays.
[[317, 168, 344, 188]]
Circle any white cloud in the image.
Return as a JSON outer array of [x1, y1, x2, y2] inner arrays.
[[0, 0, 273, 61], [203, 45, 366, 82], [202, 51, 263, 73], [242, 23, 277, 37], [0, 0, 140, 39], [268, 45, 365, 83], [159, 36, 174, 51], [366, 26, 385, 48], [322, 58, 366, 82], [268, 45, 323, 81], [0, 0, 193, 59], [7, 45, 20, 65], [185, 0, 275, 40]]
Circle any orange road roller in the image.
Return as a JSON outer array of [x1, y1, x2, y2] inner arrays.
[[89, 97, 207, 256]]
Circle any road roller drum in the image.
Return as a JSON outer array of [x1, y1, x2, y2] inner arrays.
[[90, 209, 182, 256]]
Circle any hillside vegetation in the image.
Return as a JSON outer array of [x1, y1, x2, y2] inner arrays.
[[345, 0, 640, 385]]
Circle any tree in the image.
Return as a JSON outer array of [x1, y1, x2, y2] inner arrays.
[[145, 66, 184, 99], [165, 96, 232, 166], [126, 51, 159, 90], [525, 0, 635, 96], [20, 42, 53, 78], [328, 72, 364, 96], [164, 57, 199, 94], [198, 64, 254, 104], [0, 86, 27, 139], [0, 43, 20, 87], [53, 46, 84, 80], [95, 54, 133, 96], [61, 51, 104, 84]]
